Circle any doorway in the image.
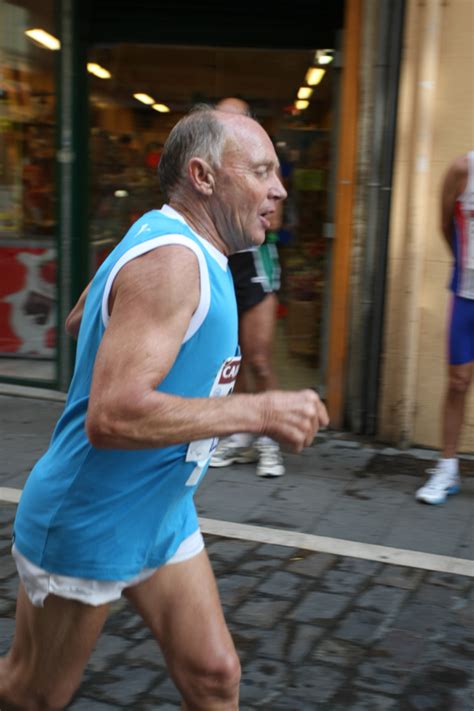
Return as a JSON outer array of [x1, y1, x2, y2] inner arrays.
[[86, 42, 340, 391]]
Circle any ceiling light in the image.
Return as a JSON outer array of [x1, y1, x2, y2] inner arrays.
[[133, 93, 155, 105], [87, 63, 111, 79], [295, 100, 309, 110], [152, 103, 170, 113], [297, 87, 313, 100], [316, 49, 334, 65], [305, 67, 325, 86], [25, 29, 60, 51]]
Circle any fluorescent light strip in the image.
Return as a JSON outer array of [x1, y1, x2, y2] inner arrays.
[[133, 93, 155, 105], [297, 87, 313, 100], [25, 28, 60, 51], [152, 103, 170, 113], [316, 49, 334, 65], [305, 67, 325, 86], [295, 99, 309, 110], [87, 63, 112, 79]]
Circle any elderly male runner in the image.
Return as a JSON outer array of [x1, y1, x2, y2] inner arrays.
[[0, 106, 328, 710]]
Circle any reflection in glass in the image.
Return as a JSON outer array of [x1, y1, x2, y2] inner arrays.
[[0, 0, 57, 382]]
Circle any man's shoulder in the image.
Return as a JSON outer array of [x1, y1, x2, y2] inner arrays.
[[443, 154, 469, 196], [450, 154, 469, 175]]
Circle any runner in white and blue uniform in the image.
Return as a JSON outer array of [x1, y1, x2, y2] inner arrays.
[[448, 151, 474, 363], [416, 150, 474, 505]]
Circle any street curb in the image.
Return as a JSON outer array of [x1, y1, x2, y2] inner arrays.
[[0, 384, 66, 402]]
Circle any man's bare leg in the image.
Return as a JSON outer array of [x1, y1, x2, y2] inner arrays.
[[124, 549, 240, 710], [441, 362, 473, 458], [238, 293, 279, 393], [0, 583, 108, 710]]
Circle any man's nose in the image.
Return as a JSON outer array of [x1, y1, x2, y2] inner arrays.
[[270, 176, 287, 201]]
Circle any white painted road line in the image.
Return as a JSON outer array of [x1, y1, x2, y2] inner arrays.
[[0, 488, 21, 504], [0, 489, 472, 577], [198, 518, 474, 578]]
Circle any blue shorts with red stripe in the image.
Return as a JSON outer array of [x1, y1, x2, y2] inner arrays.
[[448, 294, 474, 365]]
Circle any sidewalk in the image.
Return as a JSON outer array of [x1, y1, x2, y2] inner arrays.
[[1, 393, 473, 709]]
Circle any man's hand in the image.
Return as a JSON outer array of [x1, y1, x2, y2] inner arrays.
[[257, 389, 329, 452]]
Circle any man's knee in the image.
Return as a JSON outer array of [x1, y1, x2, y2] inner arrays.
[[0, 660, 77, 711], [0, 688, 75, 711], [448, 371, 472, 394], [206, 648, 241, 696], [40, 684, 77, 711], [178, 647, 241, 703], [247, 351, 272, 381]]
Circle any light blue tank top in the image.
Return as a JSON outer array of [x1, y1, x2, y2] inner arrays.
[[13, 206, 239, 580]]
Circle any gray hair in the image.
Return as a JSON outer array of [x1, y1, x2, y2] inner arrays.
[[158, 104, 228, 200]]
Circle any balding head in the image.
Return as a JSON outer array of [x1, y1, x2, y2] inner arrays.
[[158, 104, 229, 201], [216, 97, 251, 117], [158, 103, 260, 201]]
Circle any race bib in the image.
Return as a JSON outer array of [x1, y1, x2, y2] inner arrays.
[[185, 355, 241, 468]]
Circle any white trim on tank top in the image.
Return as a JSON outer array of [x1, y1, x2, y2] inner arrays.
[[101, 234, 211, 344], [160, 204, 228, 270]]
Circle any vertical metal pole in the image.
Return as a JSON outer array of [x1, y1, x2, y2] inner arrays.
[[56, 0, 88, 391], [57, 0, 74, 390], [365, 0, 405, 434], [336, 0, 405, 435]]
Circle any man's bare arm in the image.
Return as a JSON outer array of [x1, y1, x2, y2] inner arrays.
[[440, 155, 468, 252], [86, 246, 328, 452]]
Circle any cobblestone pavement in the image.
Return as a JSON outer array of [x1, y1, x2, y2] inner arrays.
[[1, 505, 473, 710], [1, 394, 473, 708], [3, 394, 474, 561]]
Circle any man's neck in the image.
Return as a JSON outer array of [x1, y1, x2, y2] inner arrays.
[[168, 198, 228, 255]]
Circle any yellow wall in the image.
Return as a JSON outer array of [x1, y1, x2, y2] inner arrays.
[[379, 0, 474, 449]]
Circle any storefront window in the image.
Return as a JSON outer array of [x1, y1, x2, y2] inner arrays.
[[87, 44, 336, 389], [0, 0, 57, 382]]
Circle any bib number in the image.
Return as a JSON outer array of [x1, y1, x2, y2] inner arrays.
[[185, 355, 242, 481]]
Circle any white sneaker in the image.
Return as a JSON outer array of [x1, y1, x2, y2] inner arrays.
[[415, 462, 461, 505], [256, 441, 285, 478], [209, 439, 259, 468]]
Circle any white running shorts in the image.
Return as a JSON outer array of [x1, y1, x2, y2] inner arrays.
[[12, 528, 204, 607]]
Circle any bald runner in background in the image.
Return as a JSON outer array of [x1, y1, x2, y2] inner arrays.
[[210, 97, 288, 478]]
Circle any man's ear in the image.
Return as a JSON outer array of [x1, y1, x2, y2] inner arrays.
[[188, 157, 215, 196]]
